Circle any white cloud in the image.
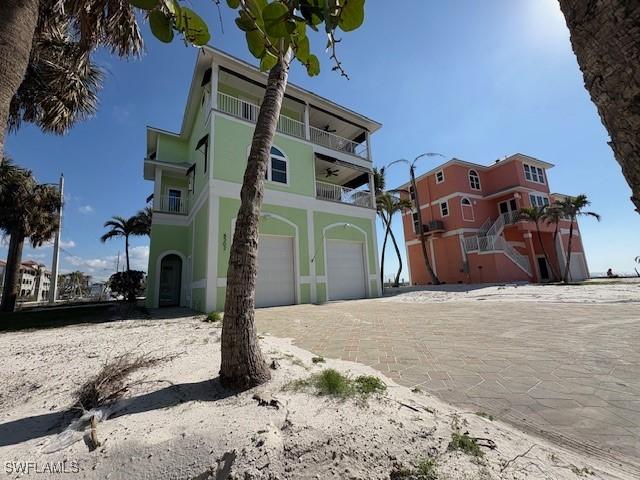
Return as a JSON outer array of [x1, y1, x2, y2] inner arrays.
[[78, 205, 94, 214], [128, 245, 150, 271], [60, 240, 76, 248], [26, 253, 46, 259], [61, 245, 149, 281]]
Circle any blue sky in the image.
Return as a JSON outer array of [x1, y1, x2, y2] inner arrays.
[[4, 0, 639, 281]]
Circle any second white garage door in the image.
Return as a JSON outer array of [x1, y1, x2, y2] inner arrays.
[[256, 235, 296, 308], [568, 252, 589, 281], [326, 240, 367, 301]]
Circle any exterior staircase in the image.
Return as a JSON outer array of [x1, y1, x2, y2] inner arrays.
[[462, 212, 532, 276]]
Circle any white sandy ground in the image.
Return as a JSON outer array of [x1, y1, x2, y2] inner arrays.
[[0, 314, 635, 479], [381, 279, 640, 304]]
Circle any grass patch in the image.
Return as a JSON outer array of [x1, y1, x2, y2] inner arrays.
[[311, 356, 325, 364], [416, 458, 438, 479], [203, 311, 222, 323], [475, 411, 494, 421], [448, 432, 483, 457], [390, 458, 438, 480], [287, 368, 386, 399]]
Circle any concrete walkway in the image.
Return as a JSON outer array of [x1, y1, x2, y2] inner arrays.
[[255, 298, 640, 472]]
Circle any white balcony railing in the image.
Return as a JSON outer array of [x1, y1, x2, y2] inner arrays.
[[154, 195, 188, 215], [315, 180, 372, 208], [216, 92, 369, 160], [309, 126, 368, 160], [218, 92, 305, 139]]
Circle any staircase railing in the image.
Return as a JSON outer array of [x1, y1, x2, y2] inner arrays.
[[462, 232, 532, 276]]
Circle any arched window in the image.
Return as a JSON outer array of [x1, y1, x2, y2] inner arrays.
[[268, 146, 288, 184], [469, 169, 481, 190], [461, 196, 474, 221]]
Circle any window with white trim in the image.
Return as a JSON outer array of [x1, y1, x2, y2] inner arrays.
[[435, 170, 444, 184], [440, 201, 449, 217], [469, 169, 481, 190], [266, 146, 288, 184], [529, 194, 549, 208], [412, 211, 420, 232], [524, 164, 545, 184]]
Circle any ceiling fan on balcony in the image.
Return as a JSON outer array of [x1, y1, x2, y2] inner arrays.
[[325, 167, 340, 178], [323, 124, 337, 133]]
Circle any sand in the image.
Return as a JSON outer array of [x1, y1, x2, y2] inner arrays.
[[0, 312, 633, 479], [381, 279, 640, 305]]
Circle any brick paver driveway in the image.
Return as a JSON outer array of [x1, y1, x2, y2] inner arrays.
[[255, 298, 640, 472]]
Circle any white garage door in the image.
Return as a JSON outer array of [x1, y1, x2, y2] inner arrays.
[[327, 240, 366, 301], [255, 235, 296, 308], [568, 253, 588, 281]]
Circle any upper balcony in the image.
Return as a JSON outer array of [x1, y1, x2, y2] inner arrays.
[[217, 91, 370, 161]]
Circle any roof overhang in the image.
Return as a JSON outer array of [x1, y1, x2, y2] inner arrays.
[[396, 153, 555, 190], [143, 159, 192, 181]]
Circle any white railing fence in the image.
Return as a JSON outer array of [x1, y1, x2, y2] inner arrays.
[[155, 195, 188, 215], [315, 180, 372, 208], [503, 241, 532, 275], [309, 126, 367, 159], [217, 92, 369, 159], [462, 232, 532, 276], [217, 92, 305, 139]]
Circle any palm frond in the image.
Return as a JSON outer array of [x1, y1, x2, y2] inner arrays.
[[9, 25, 104, 135]]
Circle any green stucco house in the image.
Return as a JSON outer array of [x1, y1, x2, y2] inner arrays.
[[144, 47, 381, 312]]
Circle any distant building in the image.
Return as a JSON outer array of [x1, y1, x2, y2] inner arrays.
[[400, 154, 590, 285], [0, 260, 52, 302]]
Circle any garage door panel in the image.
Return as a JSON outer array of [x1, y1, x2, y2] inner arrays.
[[256, 236, 295, 308], [327, 240, 366, 301], [568, 253, 588, 282]]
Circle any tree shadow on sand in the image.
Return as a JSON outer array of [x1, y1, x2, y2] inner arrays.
[[0, 377, 234, 448]]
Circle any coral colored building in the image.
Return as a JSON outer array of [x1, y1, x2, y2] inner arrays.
[[399, 154, 590, 285]]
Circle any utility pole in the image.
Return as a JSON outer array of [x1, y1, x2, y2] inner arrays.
[[49, 174, 64, 304], [115, 251, 120, 273]]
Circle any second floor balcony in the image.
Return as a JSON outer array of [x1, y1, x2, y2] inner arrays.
[[216, 91, 370, 161], [154, 194, 189, 215]]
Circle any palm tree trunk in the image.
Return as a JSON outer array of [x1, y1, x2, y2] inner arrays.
[[389, 227, 403, 287], [220, 54, 290, 390], [125, 235, 130, 271], [1, 231, 24, 312], [380, 213, 390, 292], [563, 219, 575, 283], [0, 0, 39, 160], [535, 222, 558, 281], [558, 1, 640, 214], [410, 173, 440, 285]]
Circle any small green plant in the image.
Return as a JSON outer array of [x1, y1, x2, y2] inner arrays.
[[204, 311, 222, 323], [354, 375, 386, 395], [311, 356, 325, 364], [448, 432, 483, 457], [390, 458, 438, 480], [570, 465, 595, 476], [475, 411, 494, 421], [416, 457, 438, 480], [287, 369, 386, 399], [316, 368, 352, 396]]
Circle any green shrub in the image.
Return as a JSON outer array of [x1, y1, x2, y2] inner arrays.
[[204, 311, 222, 323], [416, 457, 438, 480], [288, 369, 386, 399], [448, 432, 483, 457], [108, 270, 145, 303], [354, 375, 386, 395]]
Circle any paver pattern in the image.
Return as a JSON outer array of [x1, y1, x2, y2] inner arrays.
[[255, 299, 640, 471]]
